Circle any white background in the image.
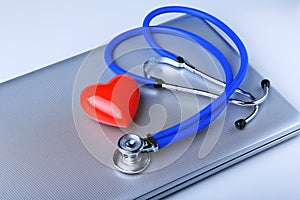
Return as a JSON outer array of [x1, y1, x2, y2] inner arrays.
[[1, 0, 300, 199]]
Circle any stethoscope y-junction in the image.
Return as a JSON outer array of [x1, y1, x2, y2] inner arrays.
[[80, 6, 270, 174]]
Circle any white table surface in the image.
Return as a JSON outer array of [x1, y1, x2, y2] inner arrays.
[[1, 1, 299, 199]]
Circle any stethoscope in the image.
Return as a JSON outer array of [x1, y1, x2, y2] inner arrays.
[[83, 6, 270, 174]]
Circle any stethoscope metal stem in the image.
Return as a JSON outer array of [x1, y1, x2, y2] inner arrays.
[[161, 82, 219, 99], [147, 57, 269, 105], [161, 82, 269, 107], [144, 56, 270, 130]]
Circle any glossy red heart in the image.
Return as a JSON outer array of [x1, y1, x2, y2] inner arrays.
[[80, 75, 140, 127]]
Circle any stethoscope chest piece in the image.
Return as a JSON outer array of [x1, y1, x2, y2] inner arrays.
[[113, 134, 151, 174]]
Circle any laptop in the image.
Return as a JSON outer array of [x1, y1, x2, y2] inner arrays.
[[1, 15, 299, 199]]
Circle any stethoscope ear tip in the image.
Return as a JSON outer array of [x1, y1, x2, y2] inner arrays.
[[235, 119, 247, 130], [176, 56, 185, 63], [261, 79, 270, 89]]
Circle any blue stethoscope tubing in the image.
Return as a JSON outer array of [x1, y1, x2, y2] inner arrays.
[[104, 6, 248, 149]]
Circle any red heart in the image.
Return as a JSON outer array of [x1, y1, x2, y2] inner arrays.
[[80, 75, 140, 128]]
